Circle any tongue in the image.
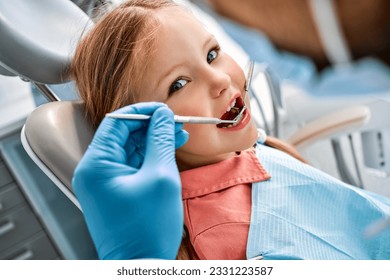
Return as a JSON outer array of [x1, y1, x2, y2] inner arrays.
[[217, 110, 238, 128], [220, 109, 238, 121]]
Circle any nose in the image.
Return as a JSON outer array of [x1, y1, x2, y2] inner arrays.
[[207, 67, 231, 98]]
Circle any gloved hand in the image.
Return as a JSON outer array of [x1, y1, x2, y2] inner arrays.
[[72, 102, 189, 260]]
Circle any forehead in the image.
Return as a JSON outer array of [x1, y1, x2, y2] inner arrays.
[[149, 8, 211, 67], [156, 7, 210, 41], [134, 7, 211, 100]]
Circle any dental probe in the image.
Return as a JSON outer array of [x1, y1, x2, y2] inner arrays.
[[106, 113, 239, 124]]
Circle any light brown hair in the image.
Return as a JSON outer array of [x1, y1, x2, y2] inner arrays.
[[72, 0, 177, 129], [71, 0, 306, 260], [72, 0, 193, 260]]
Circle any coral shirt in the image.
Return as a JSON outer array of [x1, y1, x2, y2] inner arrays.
[[180, 148, 271, 259]]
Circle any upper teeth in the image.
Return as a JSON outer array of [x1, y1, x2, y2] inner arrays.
[[226, 98, 237, 112]]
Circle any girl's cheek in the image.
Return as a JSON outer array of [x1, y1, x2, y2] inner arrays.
[[170, 98, 205, 117], [182, 124, 198, 137]]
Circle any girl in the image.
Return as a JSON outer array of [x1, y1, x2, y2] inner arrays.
[[71, 0, 390, 260]]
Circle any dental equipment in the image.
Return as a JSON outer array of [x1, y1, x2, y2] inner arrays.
[[107, 61, 255, 125], [227, 60, 254, 115], [245, 60, 255, 93], [106, 113, 239, 124]]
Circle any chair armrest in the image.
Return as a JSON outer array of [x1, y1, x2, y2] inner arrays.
[[287, 105, 371, 149]]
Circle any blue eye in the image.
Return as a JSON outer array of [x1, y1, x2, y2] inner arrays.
[[169, 78, 188, 94], [207, 48, 218, 64]]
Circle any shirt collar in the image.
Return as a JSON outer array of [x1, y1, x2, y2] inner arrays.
[[180, 148, 271, 199]]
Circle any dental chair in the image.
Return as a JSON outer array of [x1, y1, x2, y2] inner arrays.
[[0, 0, 95, 207], [0, 0, 373, 259], [0, 0, 97, 259]]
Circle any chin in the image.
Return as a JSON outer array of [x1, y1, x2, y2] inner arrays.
[[242, 124, 259, 147], [242, 139, 257, 150], [233, 135, 258, 152]]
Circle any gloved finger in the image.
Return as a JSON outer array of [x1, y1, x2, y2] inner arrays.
[[127, 145, 146, 169], [124, 122, 188, 163], [89, 102, 167, 164], [175, 129, 189, 149], [94, 102, 166, 147], [174, 123, 184, 133], [173, 123, 189, 149], [125, 128, 146, 168], [143, 106, 176, 167], [125, 126, 147, 150], [125, 130, 188, 167], [124, 125, 147, 153]]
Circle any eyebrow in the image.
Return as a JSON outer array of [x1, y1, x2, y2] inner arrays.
[[156, 35, 216, 89]]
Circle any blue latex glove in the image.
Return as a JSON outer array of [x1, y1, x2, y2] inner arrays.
[[72, 102, 189, 260]]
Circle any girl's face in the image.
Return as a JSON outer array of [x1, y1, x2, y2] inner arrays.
[[137, 8, 258, 170]]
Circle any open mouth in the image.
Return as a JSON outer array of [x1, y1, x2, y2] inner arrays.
[[217, 95, 245, 128]]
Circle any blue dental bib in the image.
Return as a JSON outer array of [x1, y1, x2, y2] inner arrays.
[[247, 143, 390, 260]]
